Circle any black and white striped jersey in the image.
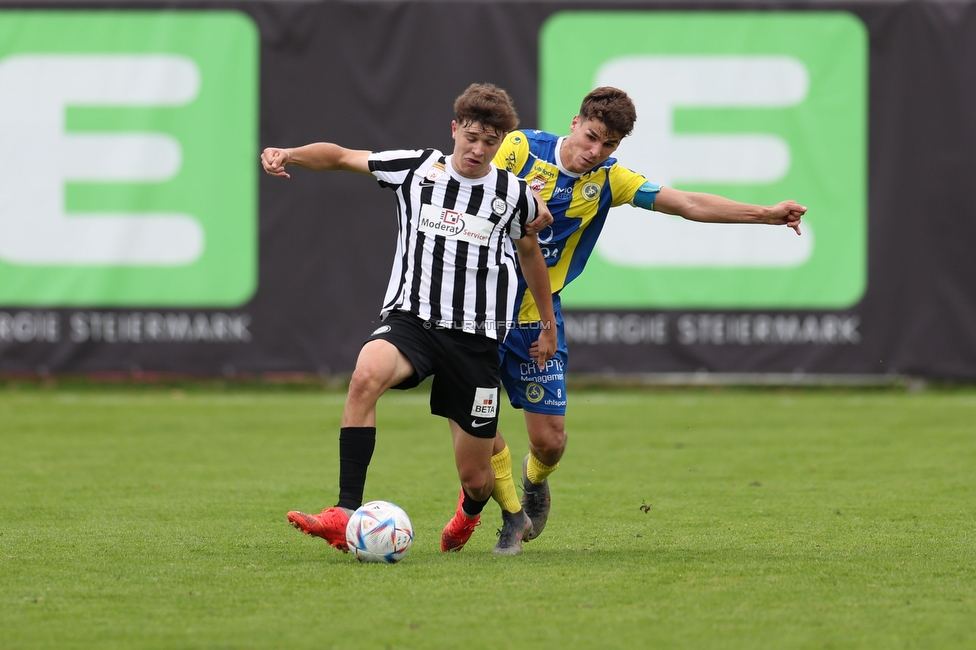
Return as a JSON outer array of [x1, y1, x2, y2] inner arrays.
[[368, 148, 537, 341]]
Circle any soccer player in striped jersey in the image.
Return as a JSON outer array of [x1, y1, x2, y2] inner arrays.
[[488, 87, 807, 554], [261, 83, 558, 554]]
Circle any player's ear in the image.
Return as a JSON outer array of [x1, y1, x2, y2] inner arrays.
[[451, 120, 459, 140]]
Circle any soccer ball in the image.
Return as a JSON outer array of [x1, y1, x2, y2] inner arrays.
[[345, 500, 414, 564]]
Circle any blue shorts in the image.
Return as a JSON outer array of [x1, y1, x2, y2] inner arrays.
[[499, 319, 568, 415]]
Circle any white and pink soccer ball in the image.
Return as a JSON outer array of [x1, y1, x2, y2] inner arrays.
[[345, 500, 414, 564]]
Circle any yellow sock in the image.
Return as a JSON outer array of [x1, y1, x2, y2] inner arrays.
[[490, 445, 521, 513], [526, 453, 558, 485]]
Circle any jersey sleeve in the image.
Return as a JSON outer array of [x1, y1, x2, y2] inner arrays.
[[608, 164, 655, 208], [368, 149, 429, 188], [494, 131, 531, 176], [507, 178, 538, 240]]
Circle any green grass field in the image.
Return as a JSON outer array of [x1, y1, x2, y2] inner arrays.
[[2, 384, 974, 649]]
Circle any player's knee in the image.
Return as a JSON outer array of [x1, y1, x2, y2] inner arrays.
[[529, 421, 566, 465], [347, 367, 386, 403], [540, 423, 567, 454], [537, 440, 565, 463], [458, 469, 492, 499]]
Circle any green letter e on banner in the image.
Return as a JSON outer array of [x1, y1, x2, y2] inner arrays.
[[540, 12, 867, 309], [0, 11, 258, 307]]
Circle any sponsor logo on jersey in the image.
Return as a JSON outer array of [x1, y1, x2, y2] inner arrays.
[[418, 204, 495, 246], [419, 206, 465, 235], [552, 185, 574, 199], [470, 387, 498, 417], [503, 151, 518, 172], [425, 163, 446, 182]]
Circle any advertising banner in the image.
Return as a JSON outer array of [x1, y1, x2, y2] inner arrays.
[[1, 1, 975, 380]]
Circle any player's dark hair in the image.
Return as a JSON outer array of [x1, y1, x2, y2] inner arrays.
[[579, 86, 637, 138], [454, 83, 520, 136]]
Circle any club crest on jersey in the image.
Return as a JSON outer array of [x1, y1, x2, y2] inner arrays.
[[471, 387, 498, 418], [529, 175, 547, 193], [491, 197, 508, 216], [580, 181, 601, 202]]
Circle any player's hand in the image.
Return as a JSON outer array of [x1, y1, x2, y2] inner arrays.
[[529, 326, 557, 368], [770, 200, 806, 235], [261, 147, 292, 178]]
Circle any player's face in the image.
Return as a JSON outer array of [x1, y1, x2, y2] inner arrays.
[[451, 120, 505, 179], [560, 116, 622, 174]]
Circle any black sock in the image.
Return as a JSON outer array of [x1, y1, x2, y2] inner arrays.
[[336, 427, 376, 510], [461, 488, 491, 517]]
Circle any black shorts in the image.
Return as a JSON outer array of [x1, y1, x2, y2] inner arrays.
[[366, 311, 501, 438]]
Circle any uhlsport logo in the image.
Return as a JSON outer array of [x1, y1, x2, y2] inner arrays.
[[540, 12, 867, 309], [0, 11, 258, 306]]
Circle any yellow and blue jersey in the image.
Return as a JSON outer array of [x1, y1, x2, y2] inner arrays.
[[494, 129, 653, 323]]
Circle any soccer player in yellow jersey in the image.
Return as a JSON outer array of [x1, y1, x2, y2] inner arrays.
[[488, 87, 806, 554]]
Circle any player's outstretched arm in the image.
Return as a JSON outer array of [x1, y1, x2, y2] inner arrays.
[[653, 187, 806, 235], [260, 143, 371, 178], [513, 235, 557, 367]]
